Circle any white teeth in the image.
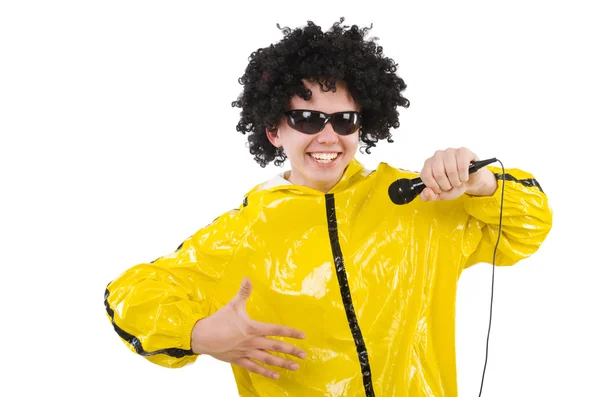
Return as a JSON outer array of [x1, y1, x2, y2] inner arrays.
[[309, 152, 339, 161]]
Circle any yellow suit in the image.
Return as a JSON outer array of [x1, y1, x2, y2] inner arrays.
[[104, 158, 552, 396]]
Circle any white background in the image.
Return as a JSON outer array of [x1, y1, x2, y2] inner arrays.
[[1, 1, 598, 396]]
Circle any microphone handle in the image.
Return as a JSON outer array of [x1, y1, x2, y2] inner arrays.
[[412, 158, 497, 195]]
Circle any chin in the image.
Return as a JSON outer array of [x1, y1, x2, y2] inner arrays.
[[308, 167, 344, 181]]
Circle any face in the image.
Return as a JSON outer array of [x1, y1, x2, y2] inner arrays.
[[267, 79, 361, 193]]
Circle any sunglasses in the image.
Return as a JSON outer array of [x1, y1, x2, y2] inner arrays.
[[284, 109, 361, 135]]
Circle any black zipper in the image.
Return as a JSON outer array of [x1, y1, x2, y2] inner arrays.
[[325, 193, 375, 397]]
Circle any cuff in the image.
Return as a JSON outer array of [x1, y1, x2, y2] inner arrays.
[[180, 313, 206, 353], [464, 177, 504, 210]]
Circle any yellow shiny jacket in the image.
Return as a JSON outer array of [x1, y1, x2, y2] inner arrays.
[[104, 158, 552, 396]]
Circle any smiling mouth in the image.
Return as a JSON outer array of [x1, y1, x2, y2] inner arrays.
[[307, 152, 341, 164]]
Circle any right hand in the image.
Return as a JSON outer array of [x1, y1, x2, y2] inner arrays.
[[191, 277, 307, 380]]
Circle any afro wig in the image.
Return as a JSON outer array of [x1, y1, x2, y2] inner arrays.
[[231, 17, 410, 168]]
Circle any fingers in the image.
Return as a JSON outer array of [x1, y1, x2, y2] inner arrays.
[[456, 147, 472, 184], [420, 161, 439, 195], [253, 321, 306, 340], [253, 336, 307, 360], [229, 331, 307, 380], [420, 187, 437, 202], [443, 150, 462, 188], [421, 148, 479, 201], [246, 349, 300, 372], [432, 152, 453, 192], [233, 349, 303, 380], [234, 357, 281, 380]]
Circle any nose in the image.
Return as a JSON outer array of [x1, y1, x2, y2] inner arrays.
[[316, 121, 339, 144]]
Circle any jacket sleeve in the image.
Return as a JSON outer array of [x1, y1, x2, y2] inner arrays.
[[104, 206, 247, 368], [461, 165, 553, 269]]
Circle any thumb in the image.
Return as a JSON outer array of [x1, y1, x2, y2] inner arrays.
[[420, 187, 438, 202], [232, 277, 253, 306], [437, 184, 467, 201]]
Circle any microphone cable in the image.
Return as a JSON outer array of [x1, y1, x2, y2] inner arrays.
[[478, 158, 505, 397]]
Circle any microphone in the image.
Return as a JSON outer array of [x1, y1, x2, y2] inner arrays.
[[388, 158, 498, 205]]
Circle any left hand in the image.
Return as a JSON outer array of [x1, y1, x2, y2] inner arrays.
[[419, 147, 497, 202]]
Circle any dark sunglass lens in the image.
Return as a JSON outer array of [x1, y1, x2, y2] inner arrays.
[[332, 113, 359, 135], [287, 111, 323, 134]]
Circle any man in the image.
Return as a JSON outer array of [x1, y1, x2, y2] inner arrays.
[[105, 17, 552, 396]]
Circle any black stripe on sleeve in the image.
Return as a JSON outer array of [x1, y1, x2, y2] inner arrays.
[[104, 287, 195, 358]]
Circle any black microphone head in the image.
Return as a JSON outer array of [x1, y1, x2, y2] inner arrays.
[[388, 179, 416, 205]]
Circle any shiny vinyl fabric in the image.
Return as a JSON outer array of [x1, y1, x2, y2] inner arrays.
[[104, 158, 552, 396]]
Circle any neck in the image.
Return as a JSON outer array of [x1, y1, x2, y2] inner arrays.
[[284, 170, 343, 193]]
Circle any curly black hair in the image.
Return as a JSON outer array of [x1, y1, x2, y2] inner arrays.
[[231, 17, 410, 168]]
